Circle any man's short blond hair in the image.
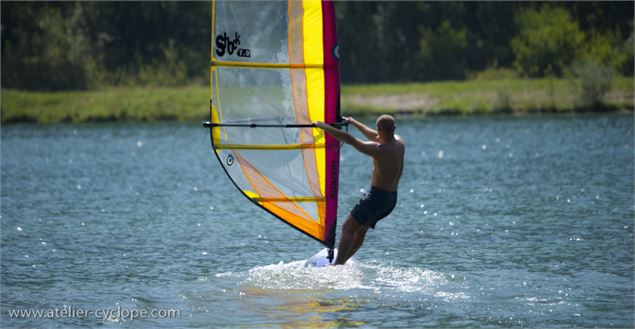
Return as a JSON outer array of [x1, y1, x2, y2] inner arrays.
[[377, 114, 396, 134]]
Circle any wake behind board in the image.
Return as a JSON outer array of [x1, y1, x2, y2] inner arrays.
[[304, 248, 355, 267]]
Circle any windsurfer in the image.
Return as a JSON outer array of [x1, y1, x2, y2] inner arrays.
[[315, 114, 405, 265]]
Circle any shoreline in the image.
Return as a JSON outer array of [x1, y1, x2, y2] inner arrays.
[[3, 107, 632, 126], [2, 78, 633, 124]]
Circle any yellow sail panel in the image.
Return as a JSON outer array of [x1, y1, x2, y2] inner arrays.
[[302, 1, 327, 199], [208, 0, 341, 248]]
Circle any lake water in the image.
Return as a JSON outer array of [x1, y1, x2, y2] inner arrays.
[[1, 114, 633, 328]]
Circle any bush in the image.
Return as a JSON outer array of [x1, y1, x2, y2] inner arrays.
[[577, 30, 634, 78], [491, 89, 512, 112], [571, 59, 615, 106], [470, 67, 519, 80]]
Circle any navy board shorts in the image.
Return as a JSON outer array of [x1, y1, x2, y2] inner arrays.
[[351, 186, 398, 229]]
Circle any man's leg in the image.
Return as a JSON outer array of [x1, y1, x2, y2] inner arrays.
[[345, 225, 369, 261], [334, 214, 362, 265]]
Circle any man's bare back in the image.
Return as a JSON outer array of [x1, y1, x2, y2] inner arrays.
[[315, 114, 404, 265], [370, 135, 404, 192]]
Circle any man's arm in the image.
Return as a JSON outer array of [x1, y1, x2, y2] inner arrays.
[[315, 121, 380, 157], [344, 116, 379, 142]]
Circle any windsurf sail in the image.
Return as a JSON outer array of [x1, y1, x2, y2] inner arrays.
[[204, 0, 343, 254]]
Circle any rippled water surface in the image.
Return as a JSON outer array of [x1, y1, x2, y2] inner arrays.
[[2, 114, 633, 328]]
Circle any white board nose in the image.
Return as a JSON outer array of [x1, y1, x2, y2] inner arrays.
[[304, 248, 336, 267]]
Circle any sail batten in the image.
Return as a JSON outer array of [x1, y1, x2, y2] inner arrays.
[[207, 0, 341, 248], [252, 197, 326, 202], [211, 61, 327, 69], [215, 144, 325, 150]]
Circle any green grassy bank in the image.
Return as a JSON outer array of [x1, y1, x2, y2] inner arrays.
[[2, 77, 633, 124], [342, 77, 634, 116], [1, 87, 208, 124]]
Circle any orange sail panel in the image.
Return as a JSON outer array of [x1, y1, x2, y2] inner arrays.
[[207, 0, 341, 248]]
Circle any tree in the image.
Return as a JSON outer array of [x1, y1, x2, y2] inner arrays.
[[1, 3, 90, 90], [511, 5, 585, 77], [418, 20, 468, 81]]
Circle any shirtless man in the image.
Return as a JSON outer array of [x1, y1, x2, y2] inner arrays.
[[315, 114, 405, 265]]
